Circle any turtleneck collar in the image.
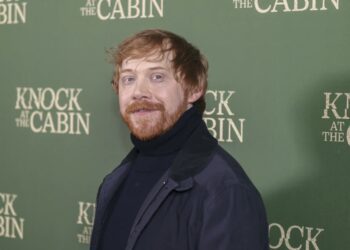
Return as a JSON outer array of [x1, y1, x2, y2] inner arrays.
[[130, 107, 202, 156]]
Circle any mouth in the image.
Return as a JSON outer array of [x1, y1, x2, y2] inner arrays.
[[131, 108, 158, 114]]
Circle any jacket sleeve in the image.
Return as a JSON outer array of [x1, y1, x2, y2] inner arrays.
[[198, 184, 269, 250], [89, 180, 104, 250]]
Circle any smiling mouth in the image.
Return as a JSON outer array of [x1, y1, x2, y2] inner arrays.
[[132, 108, 158, 114]]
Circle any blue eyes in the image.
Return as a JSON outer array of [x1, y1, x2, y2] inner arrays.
[[121, 76, 136, 85], [120, 73, 165, 85], [151, 73, 164, 82]]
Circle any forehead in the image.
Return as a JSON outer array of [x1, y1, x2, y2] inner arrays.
[[120, 51, 174, 71]]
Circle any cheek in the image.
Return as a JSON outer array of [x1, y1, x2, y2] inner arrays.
[[165, 89, 186, 112], [174, 86, 186, 103], [118, 95, 128, 113]]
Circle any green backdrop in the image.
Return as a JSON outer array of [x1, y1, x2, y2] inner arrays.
[[1, 0, 349, 249]]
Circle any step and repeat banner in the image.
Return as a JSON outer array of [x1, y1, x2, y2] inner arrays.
[[1, 0, 349, 249]]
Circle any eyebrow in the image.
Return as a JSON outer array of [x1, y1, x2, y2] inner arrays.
[[120, 69, 133, 74], [147, 66, 167, 71], [120, 66, 168, 74]]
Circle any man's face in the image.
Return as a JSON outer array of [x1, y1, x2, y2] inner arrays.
[[117, 53, 191, 140]]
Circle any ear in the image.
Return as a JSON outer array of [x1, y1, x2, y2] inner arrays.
[[112, 81, 119, 95], [187, 87, 204, 104], [111, 69, 119, 95]]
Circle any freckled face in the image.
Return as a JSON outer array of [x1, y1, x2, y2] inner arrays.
[[118, 54, 190, 140]]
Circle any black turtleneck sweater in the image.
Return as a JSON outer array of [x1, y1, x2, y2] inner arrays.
[[100, 107, 202, 250]]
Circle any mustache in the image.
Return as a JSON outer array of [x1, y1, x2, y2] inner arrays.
[[126, 101, 164, 113]]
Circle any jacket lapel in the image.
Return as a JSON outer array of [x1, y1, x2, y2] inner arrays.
[[125, 172, 179, 250]]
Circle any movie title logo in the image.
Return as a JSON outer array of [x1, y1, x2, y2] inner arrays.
[[15, 87, 91, 135], [232, 0, 340, 13], [76, 201, 95, 244], [0, 193, 24, 240], [0, 0, 27, 24], [321, 92, 350, 145], [204, 90, 246, 143], [269, 223, 324, 250], [80, 0, 164, 20]]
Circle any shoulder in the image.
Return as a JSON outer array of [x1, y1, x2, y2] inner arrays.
[[193, 145, 268, 225], [194, 147, 269, 249], [194, 145, 256, 190], [97, 148, 137, 198], [191, 145, 265, 210]]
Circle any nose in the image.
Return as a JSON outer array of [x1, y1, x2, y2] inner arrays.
[[132, 78, 151, 100]]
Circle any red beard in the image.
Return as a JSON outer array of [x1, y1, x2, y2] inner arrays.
[[122, 100, 187, 141]]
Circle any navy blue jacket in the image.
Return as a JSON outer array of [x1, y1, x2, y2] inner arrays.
[[90, 121, 269, 250]]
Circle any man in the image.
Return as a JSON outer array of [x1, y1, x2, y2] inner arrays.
[[91, 29, 268, 250]]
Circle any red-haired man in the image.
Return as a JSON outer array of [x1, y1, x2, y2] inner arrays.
[[91, 29, 268, 250]]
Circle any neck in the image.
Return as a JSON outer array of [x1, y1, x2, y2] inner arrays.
[[131, 107, 202, 156]]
